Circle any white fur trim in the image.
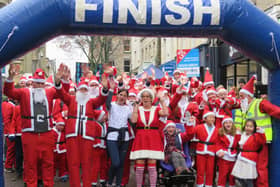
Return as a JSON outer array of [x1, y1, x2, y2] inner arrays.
[[173, 69, 181, 75], [257, 128, 265, 134], [5, 79, 13, 83], [176, 88, 183, 94], [56, 122, 65, 126], [139, 88, 155, 101], [97, 111, 106, 122], [89, 80, 99, 85], [217, 88, 227, 93], [32, 79, 45, 83], [203, 112, 215, 119], [55, 83, 62, 90], [222, 118, 233, 124], [203, 81, 214, 86], [129, 93, 136, 97], [78, 84, 89, 90], [130, 150, 164, 160], [206, 90, 217, 95], [240, 88, 254, 97], [163, 122, 176, 131]]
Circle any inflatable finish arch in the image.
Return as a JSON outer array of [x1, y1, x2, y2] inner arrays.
[[0, 0, 280, 186]]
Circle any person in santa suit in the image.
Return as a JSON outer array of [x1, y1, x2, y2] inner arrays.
[[54, 66, 111, 187], [169, 84, 199, 124], [9, 101, 23, 179], [88, 76, 100, 98], [52, 118, 68, 182], [91, 110, 108, 187], [185, 109, 219, 187], [130, 88, 169, 187], [2, 98, 16, 173], [231, 119, 266, 187], [235, 75, 280, 187], [216, 116, 241, 187], [171, 69, 181, 95], [52, 98, 68, 122], [18, 76, 27, 88], [4, 64, 70, 187]]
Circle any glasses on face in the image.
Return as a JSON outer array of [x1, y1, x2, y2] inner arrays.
[[89, 84, 98, 87]]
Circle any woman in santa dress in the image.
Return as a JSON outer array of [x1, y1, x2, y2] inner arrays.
[[130, 88, 169, 187]]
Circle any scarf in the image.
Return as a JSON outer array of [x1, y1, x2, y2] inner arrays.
[[164, 131, 179, 163]]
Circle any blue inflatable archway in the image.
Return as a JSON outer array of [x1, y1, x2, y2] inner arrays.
[[0, 0, 280, 186]]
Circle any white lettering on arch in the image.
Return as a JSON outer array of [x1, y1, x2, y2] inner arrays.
[[118, 0, 147, 24]]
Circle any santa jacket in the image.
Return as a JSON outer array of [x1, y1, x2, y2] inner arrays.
[[4, 80, 69, 132], [55, 85, 108, 141], [2, 101, 15, 136], [237, 129, 266, 165], [52, 99, 68, 122], [216, 132, 241, 162], [52, 127, 66, 154], [170, 92, 199, 123], [93, 121, 107, 149], [186, 123, 219, 156], [9, 105, 22, 136]]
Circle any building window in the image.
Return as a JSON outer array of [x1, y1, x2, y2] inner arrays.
[[124, 40, 130, 52], [124, 60, 130, 72]]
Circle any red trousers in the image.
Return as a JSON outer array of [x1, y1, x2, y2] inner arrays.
[[66, 136, 93, 187], [196, 154, 215, 186], [21, 132, 55, 187], [121, 141, 133, 185], [256, 144, 269, 187], [54, 152, 68, 177], [91, 148, 108, 185], [5, 137, 16, 169], [217, 159, 235, 187]]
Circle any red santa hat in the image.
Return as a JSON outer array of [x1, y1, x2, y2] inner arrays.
[[77, 81, 89, 90], [32, 69, 45, 83], [203, 68, 214, 86], [217, 87, 227, 94], [228, 88, 236, 98], [139, 88, 155, 101], [240, 75, 256, 97], [173, 69, 181, 75], [45, 76, 54, 86], [163, 120, 176, 131], [128, 88, 138, 97], [190, 77, 199, 88], [19, 76, 27, 83], [206, 87, 217, 95], [89, 76, 99, 85], [55, 118, 65, 126], [203, 108, 215, 119], [180, 72, 187, 79], [27, 75, 33, 82], [222, 116, 233, 125]]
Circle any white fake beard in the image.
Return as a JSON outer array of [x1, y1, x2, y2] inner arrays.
[[89, 87, 99, 98], [178, 96, 188, 108], [32, 88, 45, 104], [241, 97, 249, 113], [164, 98, 170, 106], [76, 91, 90, 105]]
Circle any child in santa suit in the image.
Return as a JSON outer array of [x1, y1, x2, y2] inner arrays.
[[216, 116, 241, 187], [185, 109, 219, 187], [52, 118, 68, 182], [231, 119, 266, 187], [91, 110, 108, 187]]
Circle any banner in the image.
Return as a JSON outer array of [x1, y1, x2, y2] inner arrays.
[[176, 48, 200, 77]]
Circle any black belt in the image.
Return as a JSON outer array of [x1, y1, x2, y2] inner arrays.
[[68, 116, 95, 121], [238, 148, 260, 153], [198, 140, 214, 145], [21, 115, 53, 119], [96, 137, 105, 140], [107, 127, 128, 142], [136, 126, 159, 130], [55, 141, 65, 145]]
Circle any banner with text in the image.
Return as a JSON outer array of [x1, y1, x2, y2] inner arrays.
[[176, 48, 200, 77]]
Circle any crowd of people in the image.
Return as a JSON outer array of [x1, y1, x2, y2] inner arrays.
[[2, 63, 280, 187]]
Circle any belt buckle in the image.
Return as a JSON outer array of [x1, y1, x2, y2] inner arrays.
[[144, 126, 150, 130]]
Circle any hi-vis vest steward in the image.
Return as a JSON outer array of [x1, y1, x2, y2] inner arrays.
[[234, 99, 272, 142]]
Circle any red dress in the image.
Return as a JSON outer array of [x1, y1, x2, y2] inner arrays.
[[130, 106, 164, 160]]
